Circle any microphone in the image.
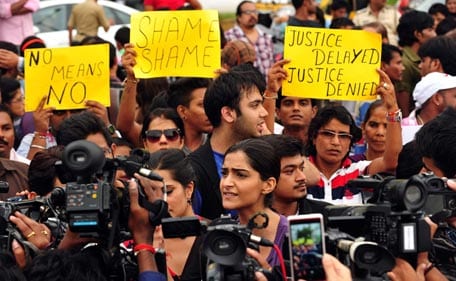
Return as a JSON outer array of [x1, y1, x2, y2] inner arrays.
[[138, 167, 164, 181], [249, 233, 274, 247], [337, 239, 355, 252]]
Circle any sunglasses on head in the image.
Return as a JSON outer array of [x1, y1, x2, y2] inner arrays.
[[145, 128, 181, 143]]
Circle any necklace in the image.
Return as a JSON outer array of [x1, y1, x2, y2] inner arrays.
[[417, 114, 424, 125]]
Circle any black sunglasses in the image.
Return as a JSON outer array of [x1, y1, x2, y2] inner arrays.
[[145, 128, 181, 143]]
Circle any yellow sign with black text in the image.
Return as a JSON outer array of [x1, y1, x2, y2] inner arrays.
[[283, 27, 381, 101], [24, 44, 110, 111], [130, 10, 221, 78]]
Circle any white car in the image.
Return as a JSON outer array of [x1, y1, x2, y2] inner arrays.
[[33, 0, 139, 48]]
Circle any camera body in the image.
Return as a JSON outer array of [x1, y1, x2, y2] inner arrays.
[[61, 140, 165, 237], [65, 181, 112, 236], [203, 215, 263, 281], [0, 198, 46, 252], [325, 173, 447, 273]]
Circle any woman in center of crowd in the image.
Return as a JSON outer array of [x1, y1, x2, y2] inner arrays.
[[220, 138, 288, 267]]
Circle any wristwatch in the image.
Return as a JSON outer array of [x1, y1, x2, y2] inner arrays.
[[107, 124, 116, 135]]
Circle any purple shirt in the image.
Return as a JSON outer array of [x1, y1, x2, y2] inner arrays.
[[266, 214, 288, 266]]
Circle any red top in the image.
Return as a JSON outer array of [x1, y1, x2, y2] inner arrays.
[[143, 0, 189, 10]]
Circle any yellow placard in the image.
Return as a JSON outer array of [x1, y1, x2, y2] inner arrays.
[[24, 44, 110, 112], [130, 10, 221, 78], [283, 27, 381, 101]]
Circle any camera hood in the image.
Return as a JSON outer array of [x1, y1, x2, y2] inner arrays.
[[350, 241, 395, 274], [338, 239, 395, 274]]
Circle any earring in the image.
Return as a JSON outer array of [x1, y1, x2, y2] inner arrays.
[[187, 198, 192, 204]]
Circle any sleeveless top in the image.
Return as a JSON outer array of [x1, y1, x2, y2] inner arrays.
[[266, 215, 288, 266]]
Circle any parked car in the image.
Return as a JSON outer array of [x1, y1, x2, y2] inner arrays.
[[33, 0, 139, 48]]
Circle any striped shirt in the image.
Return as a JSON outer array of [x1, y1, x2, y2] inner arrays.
[[307, 156, 371, 205]]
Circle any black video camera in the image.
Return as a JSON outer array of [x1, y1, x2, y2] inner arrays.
[[203, 214, 274, 281], [326, 173, 444, 260], [61, 140, 169, 238], [0, 197, 47, 252]]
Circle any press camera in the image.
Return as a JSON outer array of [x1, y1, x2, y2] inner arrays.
[[325, 173, 454, 276]]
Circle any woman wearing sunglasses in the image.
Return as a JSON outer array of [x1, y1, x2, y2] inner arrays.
[[140, 108, 185, 153]]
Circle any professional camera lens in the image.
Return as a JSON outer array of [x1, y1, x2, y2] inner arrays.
[[384, 177, 426, 212], [358, 247, 380, 264], [211, 235, 237, 256], [352, 243, 395, 274], [203, 229, 246, 266], [404, 184, 422, 204]]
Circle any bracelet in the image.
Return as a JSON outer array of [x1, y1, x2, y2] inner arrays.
[[386, 109, 402, 122], [31, 144, 46, 150], [34, 131, 48, 139], [262, 93, 278, 99], [123, 78, 139, 85], [133, 243, 156, 256]]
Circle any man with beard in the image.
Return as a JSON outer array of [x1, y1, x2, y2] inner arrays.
[[224, 1, 273, 79], [0, 104, 29, 200], [262, 134, 329, 217], [188, 63, 269, 219]]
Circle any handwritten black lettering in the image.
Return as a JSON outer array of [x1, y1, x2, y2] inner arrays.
[[165, 17, 179, 42], [28, 49, 52, 67], [207, 20, 219, 42], [182, 18, 202, 41], [166, 45, 179, 68], [69, 82, 86, 104], [288, 29, 342, 47], [137, 16, 151, 48], [287, 67, 344, 83], [325, 82, 377, 97]]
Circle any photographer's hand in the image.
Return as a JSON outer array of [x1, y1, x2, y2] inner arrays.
[[134, 173, 165, 203], [129, 178, 154, 244], [85, 100, 110, 126], [128, 179, 163, 275], [11, 239, 26, 268], [9, 211, 51, 250], [387, 258, 426, 281], [322, 253, 352, 281], [246, 248, 273, 281]]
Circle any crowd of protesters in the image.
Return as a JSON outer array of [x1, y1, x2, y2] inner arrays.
[[0, 0, 456, 280]]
